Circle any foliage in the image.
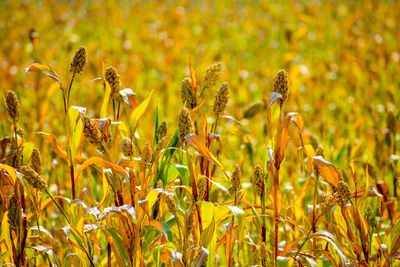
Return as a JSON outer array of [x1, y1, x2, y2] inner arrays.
[[0, 1, 399, 266]]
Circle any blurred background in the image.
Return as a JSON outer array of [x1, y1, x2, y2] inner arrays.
[[0, 0, 399, 190]]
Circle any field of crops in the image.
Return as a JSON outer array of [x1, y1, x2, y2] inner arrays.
[[0, 1, 399, 266]]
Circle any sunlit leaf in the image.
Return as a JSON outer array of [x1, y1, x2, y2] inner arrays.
[[28, 245, 61, 266], [312, 156, 340, 187], [38, 132, 85, 164], [24, 63, 62, 87], [201, 202, 214, 230], [129, 87, 155, 131], [184, 134, 224, 170], [120, 88, 139, 110], [22, 141, 34, 166]]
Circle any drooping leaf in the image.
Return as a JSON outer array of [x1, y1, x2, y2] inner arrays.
[[28, 245, 61, 266], [38, 132, 85, 164], [98, 204, 137, 224], [24, 63, 63, 87], [312, 156, 340, 187], [184, 134, 224, 170], [120, 88, 139, 110], [75, 157, 128, 183]]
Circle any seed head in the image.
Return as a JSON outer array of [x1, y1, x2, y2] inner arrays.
[[338, 180, 351, 201], [387, 111, 396, 134], [6, 153, 22, 169], [260, 242, 267, 266], [154, 137, 167, 158], [243, 101, 264, 119], [184, 210, 194, 236], [197, 176, 207, 200], [319, 193, 337, 214], [156, 180, 163, 189], [268, 230, 275, 249], [141, 141, 152, 165], [213, 82, 229, 118], [16, 128, 24, 138], [251, 245, 260, 265], [273, 70, 289, 107], [21, 166, 47, 192], [364, 206, 375, 228], [316, 145, 325, 158], [105, 66, 122, 99], [157, 121, 168, 140], [30, 148, 42, 174], [69, 46, 87, 74], [82, 115, 102, 144], [5, 91, 20, 122], [180, 78, 196, 108], [178, 107, 192, 147], [203, 62, 224, 89], [121, 137, 134, 157], [165, 194, 178, 215], [252, 165, 264, 197], [6, 138, 22, 168], [7, 194, 21, 230], [231, 164, 241, 191]]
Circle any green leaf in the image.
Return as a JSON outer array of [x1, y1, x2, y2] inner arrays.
[[164, 163, 179, 185], [154, 105, 159, 144], [22, 141, 34, 166], [174, 164, 189, 185], [103, 228, 130, 266], [222, 115, 250, 133], [162, 221, 173, 242]]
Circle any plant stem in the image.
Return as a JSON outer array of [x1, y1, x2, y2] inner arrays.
[[65, 72, 76, 199], [261, 192, 266, 242], [45, 190, 70, 224], [312, 169, 319, 255], [294, 215, 322, 259], [67, 73, 76, 107]]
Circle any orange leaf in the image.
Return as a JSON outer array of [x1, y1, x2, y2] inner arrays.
[[184, 134, 224, 170], [312, 156, 340, 187], [274, 112, 304, 167], [120, 88, 139, 110], [38, 132, 84, 164], [25, 63, 62, 87], [270, 183, 283, 216], [75, 157, 128, 183], [189, 56, 197, 92]]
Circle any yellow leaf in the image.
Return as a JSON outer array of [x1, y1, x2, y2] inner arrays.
[[0, 164, 17, 184], [130, 88, 155, 131], [312, 156, 340, 187]]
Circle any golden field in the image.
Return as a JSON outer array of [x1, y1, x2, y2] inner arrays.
[[0, 1, 399, 266]]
